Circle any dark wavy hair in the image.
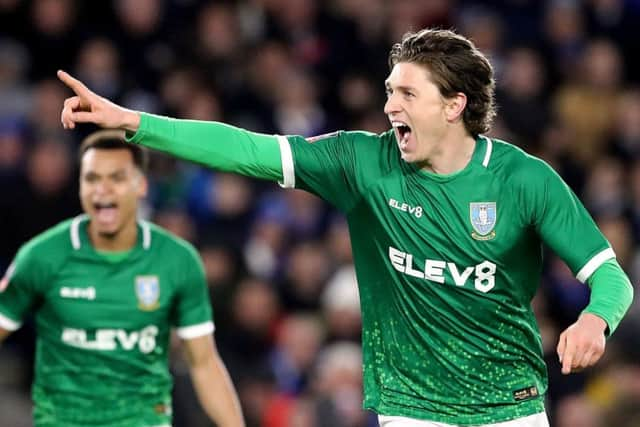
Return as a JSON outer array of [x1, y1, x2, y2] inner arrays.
[[389, 29, 496, 136], [79, 129, 148, 172]]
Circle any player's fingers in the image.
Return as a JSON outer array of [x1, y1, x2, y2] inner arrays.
[[70, 111, 99, 124], [64, 96, 81, 110], [557, 331, 567, 362], [587, 349, 604, 367], [561, 337, 575, 375], [61, 97, 80, 129], [57, 70, 94, 99], [575, 349, 593, 370]]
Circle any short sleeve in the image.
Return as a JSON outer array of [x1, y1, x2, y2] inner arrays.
[[522, 158, 612, 281], [171, 246, 214, 340], [0, 244, 46, 330]]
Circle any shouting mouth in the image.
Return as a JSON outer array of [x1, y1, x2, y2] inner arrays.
[[93, 202, 118, 224], [392, 121, 413, 151]]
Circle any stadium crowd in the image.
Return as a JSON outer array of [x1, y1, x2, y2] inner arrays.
[[0, 0, 639, 426]]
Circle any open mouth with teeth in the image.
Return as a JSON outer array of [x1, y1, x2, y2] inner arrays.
[[393, 123, 413, 149], [93, 202, 118, 224]]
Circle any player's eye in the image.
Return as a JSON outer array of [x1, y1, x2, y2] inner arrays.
[[111, 173, 126, 182]]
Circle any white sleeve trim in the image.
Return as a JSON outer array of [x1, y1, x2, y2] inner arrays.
[[481, 136, 493, 167], [0, 311, 21, 331], [176, 321, 215, 339], [140, 221, 151, 249], [576, 248, 616, 283], [276, 135, 295, 188], [70, 214, 88, 250]]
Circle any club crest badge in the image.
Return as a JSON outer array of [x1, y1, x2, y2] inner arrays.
[[470, 202, 497, 241], [135, 275, 160, 311]]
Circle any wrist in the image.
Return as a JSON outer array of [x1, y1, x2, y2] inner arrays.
[[121, 109, 141, 132], [579, 312, 608, 333]]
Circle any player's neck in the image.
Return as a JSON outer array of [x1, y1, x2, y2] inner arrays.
[[421, 128, 476, 175], [88, 222, 138, 252]]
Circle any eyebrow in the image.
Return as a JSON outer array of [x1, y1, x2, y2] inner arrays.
[[83, 169, 128, 178], [385, 81, 417, 92]]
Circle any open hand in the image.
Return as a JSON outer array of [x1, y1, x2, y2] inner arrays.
[[556, 313, 607, 374], [58, 70, 140, 131]]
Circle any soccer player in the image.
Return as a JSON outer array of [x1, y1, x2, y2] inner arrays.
[[0, 130, 245, 427], [58, 29, 633, 427]]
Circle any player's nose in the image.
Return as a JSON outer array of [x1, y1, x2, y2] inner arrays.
[[384, 94, 401, 115]]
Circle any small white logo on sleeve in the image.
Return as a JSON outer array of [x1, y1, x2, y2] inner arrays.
[[60, 286, 96, 300]]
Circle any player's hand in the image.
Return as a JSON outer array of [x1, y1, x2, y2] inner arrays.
[[556, 313, 607, 375], [57, 70, 140, 131]]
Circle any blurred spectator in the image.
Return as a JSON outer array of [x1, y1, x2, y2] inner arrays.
[[0, 136, 79, 264], [29, 78, 71, 138], [218, 276, 281, 380], [268, 313, 325, 395], [309, 342, 368, 427], [280, 241, 332, 312], [458, 5, 505, 77], [553, 39, 624, 166], [26, 0, 79, 81], [609, 88, 640, 163], [0, 117, 26, 178], [0, 39, 31, 118], [496, 47, 550, 151], [324, 215, 353, 266], [152, 207, 196, 242], [187, 170, 254, 244], [553, 394, 603, 427], [189, 2, 246, 97], [73, 37, 121, 100], [321, 265, 361, 342], [597, 215, 634, 270], [273, 67, 328, 136], [543, 0, 587, 81], [111, 0, 173, 90], [582, 157, 626, 218]]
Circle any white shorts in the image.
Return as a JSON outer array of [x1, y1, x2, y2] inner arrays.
[[378, 412, 549, 427]]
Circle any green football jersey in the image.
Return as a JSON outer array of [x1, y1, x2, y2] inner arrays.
[[0, 215, 214, 427], [277, 131, 613, 425]]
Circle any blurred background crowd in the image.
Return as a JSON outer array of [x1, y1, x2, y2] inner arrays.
[[0, 0, 639, 426]]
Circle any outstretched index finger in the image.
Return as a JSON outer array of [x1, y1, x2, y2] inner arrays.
[[57, 70, 93, 98]]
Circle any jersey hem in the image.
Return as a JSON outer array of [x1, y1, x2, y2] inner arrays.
[[176, 321, 214, 339], [365, 397, 546, 426]]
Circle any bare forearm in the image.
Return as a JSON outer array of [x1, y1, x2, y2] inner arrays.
[[190, 356, 245, 427]]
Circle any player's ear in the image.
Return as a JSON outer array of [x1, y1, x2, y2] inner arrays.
[[444, 92, 467, 123]]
